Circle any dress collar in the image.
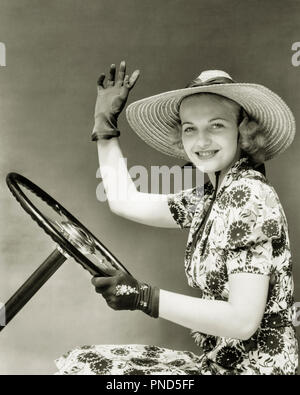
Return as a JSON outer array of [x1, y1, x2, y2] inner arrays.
[[205, 154, 266, 198]]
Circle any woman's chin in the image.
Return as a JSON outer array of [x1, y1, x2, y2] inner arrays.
[[192, 154, 237, 174], [187, 151, 221, 173], [193, 160, 222, 174]]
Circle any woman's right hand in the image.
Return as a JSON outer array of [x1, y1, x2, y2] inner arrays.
[[92, 61, 140, 141], [94, 62, 180, 229]]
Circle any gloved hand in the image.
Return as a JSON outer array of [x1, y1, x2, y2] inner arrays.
[[91, 268, 160, 318], [91, 61, 140, 141]]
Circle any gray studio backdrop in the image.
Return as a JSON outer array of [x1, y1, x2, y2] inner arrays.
[[0, 0, 299, 374]]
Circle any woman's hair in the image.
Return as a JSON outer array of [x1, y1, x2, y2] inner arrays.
[[172, 92, 267, 164], [238, 110, 267, 164]]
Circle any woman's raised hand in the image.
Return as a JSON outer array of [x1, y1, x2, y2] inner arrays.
[[91, 61, 140, 141]]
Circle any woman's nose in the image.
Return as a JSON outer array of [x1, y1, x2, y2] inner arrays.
[[193, 129, 212, 148]]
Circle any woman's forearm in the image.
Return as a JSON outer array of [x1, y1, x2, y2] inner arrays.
[[97, 138, 138, 212], [159, 290, 255, 340]]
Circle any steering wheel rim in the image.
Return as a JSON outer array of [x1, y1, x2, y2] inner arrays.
[[6, 172, 130, 277]]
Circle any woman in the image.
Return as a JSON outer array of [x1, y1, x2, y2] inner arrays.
[[55, 62, 298, 375]]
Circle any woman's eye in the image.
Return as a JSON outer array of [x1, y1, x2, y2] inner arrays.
[[211, 123, 225, 129], [183, 127, 194, 133]]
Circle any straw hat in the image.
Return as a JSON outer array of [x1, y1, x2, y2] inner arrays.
[[126, 70, 296, 161]]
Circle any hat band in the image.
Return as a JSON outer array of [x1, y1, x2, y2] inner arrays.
[[189, 76, 235, 87], [179, 76, 236, 107]]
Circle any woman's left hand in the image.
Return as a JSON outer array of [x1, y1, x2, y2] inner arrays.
[[91, 268, 141, 311], [91, 268, 160, 318]]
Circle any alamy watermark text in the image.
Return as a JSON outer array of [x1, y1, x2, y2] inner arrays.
[[0, 42, 6, 67]]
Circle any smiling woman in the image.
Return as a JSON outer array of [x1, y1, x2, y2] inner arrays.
[[173, 91, 267, 173], [179, 93, 242, 183], [54, 62, 298, 375]]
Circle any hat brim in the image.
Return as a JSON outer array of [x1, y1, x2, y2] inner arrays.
[[126, 83, 295, 161]]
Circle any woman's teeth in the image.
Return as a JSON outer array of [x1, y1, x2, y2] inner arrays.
[[195, 150, 218, 159]]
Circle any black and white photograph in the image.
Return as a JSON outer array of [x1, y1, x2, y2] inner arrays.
[[0, 0, 299, 376]]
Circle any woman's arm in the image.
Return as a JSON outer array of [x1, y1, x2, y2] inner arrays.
[[97, 138, 179, 228], [159, 273, 269, 340], [93, 62, 179, 229], [92, 269, 269, 340]]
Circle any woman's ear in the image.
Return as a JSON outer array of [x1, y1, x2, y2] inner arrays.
[[177, 140, 184, 150], [175, 121, 184, 150], [238, 113, 249, 128], [238, 108, 248, 124]]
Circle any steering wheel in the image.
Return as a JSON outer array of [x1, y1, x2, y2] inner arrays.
[[0, 172, 130, 332]]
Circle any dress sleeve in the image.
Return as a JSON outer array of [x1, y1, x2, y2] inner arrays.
[[167, 185, 207, 229], [223, 178, 283, 276]]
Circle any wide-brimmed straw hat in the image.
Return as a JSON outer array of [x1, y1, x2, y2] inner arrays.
[[126, 70, 295, 161]]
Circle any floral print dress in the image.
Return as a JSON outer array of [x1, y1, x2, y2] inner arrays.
[[54, 156, 298, 375]]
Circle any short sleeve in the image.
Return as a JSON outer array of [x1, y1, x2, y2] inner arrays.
[[224, 178, 283, 276], [167, 185, 207, 229]]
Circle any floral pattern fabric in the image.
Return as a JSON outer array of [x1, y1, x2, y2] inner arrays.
[[167, 155, 298, 375], [54, 156, 298, 375], [55, 345, 205, 375]]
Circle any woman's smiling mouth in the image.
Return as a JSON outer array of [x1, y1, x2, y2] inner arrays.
[[194, 150, 219, 159]]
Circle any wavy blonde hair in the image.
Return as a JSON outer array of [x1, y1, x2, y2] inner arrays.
[[171, 93, 267, 164], [238, 112, 267, 164]]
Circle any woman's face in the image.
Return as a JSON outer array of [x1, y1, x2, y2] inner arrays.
[[179, 93, 241, 174]]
